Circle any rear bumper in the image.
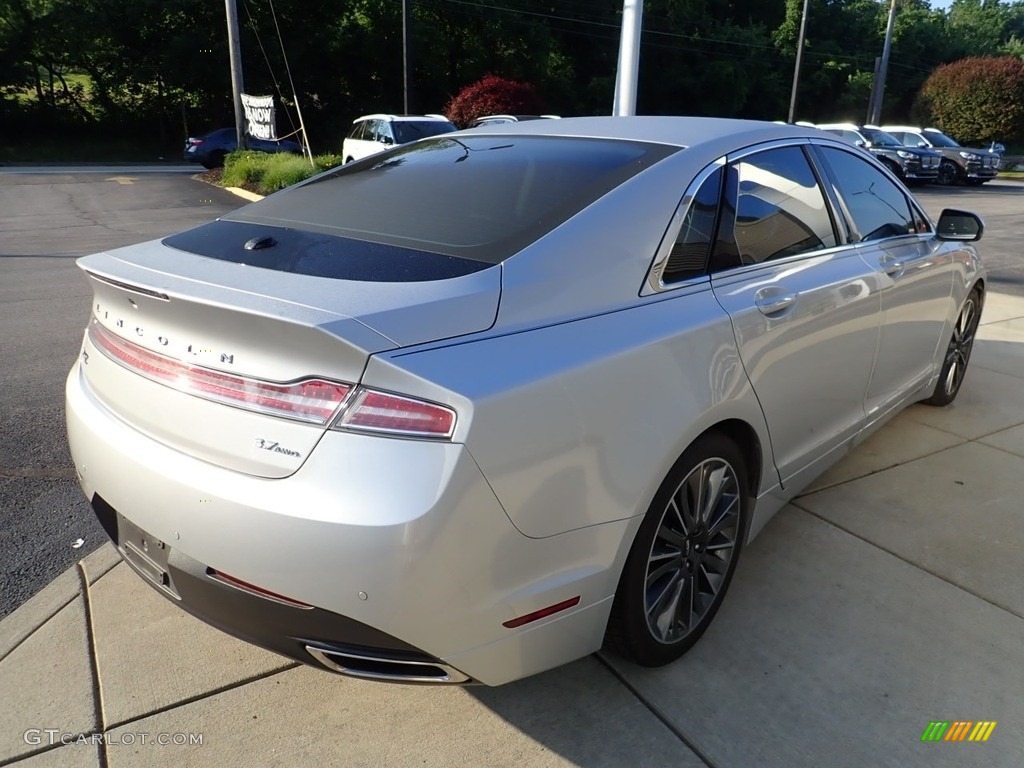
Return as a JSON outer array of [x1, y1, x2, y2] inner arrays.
[[66, 360, 629, 685]]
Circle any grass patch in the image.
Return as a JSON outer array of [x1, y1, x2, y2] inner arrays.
[[221, 151, 343, 195]]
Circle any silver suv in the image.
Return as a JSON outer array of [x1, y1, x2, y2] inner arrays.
[[881, 126, 1000, 186]]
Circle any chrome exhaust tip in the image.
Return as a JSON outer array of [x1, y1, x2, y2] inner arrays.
[[305, 644, 470, 684]]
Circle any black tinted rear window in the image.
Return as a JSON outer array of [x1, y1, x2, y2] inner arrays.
[[227, 135, 677, 264], [391, 121, 456, 143]]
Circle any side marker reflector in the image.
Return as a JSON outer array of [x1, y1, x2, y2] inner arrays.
[[502, 596, 581, 629]]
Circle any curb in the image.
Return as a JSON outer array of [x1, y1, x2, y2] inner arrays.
[[225, 186, 265, 202]]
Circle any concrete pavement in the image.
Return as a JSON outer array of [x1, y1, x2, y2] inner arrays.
[[2, 293, 1023, 767]]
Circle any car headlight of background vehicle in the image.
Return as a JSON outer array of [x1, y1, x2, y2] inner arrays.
[[896, 150, 913, 159], [960, 151, 980, 160]]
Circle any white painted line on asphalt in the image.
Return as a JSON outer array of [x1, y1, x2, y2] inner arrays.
[[0, 166, 198, 174]]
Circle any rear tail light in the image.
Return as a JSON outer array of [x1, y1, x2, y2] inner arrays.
[[87, 320, 457, 437], [334, 389, 456, 439], [88, 321, 349, 424]]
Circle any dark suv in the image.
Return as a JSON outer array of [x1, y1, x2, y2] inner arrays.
[[815, 123, 941, 183], [881, 126, 1000, 186], [183, 128, 302, 169]]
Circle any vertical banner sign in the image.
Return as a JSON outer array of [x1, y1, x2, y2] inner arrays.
[[241, 94, 276, 140]]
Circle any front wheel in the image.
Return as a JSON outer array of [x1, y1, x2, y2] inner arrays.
[[605, 432, 749, 667], [936, 160, 959, 186], [201, 150, 226, 170], [922, 287, 981, 407]]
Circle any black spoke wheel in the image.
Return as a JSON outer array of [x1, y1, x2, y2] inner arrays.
[[923, 287, 981, 407], [605, 432, 749, 667], [936, 160, 959, 186]]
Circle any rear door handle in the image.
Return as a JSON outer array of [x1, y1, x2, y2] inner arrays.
[[754, 288, 798, 315]]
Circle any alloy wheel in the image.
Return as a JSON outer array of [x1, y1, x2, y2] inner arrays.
[[644, 457, 741, 644], [943, 297, 977, 397]]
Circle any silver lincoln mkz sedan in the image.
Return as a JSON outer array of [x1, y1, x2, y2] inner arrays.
[[66, 118, 985, 686]]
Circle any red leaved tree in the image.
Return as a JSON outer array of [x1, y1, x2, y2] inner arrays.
[[914, 56, 1024, 146], [445, 75, 545, 128]]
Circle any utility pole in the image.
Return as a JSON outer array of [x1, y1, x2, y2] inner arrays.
[[612, 0, 643, 116], [787, 0, 810, 123], [867, 0, 898, 125], [225, 0, 246, 149], [402, 0, 413, 114]]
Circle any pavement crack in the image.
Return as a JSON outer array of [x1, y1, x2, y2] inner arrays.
[[594, 652, 722, 768], [789, 500, 1024, 622], [103, 662, 302, 732], [76, 560, 108, 762]]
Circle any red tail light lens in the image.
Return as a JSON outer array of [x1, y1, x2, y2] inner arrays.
[[335, 389, 456, 439], [88, 321, 349, 424]]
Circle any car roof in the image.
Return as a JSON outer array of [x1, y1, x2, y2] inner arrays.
[[460, 115, 816, 148], [353, 113, 452, 124], [815, 123, 864, 131]]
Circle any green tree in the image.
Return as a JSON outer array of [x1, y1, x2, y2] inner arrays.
[[915, 55, 1024, 144]]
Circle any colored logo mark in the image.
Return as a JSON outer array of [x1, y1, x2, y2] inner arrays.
[[921, 721, 997, 742]]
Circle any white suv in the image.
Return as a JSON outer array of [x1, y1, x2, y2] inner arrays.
[[342, 114, 456, 163]]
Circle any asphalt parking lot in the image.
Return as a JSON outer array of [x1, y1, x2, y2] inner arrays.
[[1, 169, 1022, 767]]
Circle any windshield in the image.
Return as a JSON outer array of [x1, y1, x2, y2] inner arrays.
[[925, 131, 961, 148], [227, 135, 678, 264], [391, 121, 457, 143], [862, 128, 903, 147]]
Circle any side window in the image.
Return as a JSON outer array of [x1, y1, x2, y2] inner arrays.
[[817, 147, 916, 242], [843, 130, 863, 145], [715, 146, 837, 268], [663, 165, 723, 283]]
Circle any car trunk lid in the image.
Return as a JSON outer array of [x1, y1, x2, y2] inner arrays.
[[77, 238, 499, 478]]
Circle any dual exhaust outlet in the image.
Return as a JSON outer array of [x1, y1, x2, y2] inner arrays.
[[305, 644, 470, 685]]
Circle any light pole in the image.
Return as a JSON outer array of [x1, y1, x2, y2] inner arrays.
[[867, 0, 898, 125], [224, 0, 246, 149], [613, 0, 643, 116], [402, 0, 413, 114], [788, 0, 811, 123]]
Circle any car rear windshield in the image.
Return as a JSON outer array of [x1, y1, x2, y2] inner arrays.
[[225, 135, 677, 265], [391, 121, 457, 143]]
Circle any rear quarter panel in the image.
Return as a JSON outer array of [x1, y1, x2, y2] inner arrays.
[[363, 283, 775, 539]]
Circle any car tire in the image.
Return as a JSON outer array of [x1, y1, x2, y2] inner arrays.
[[201, 150, 227, 170], [936, 160, 959, 186], [922, 287, 981, 407], [605, 432, 749, 667], [881, 159, 904, 181]]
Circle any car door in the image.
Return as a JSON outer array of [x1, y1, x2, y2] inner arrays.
[[708, 143, 883, 486], [813, 145, 953, 417]]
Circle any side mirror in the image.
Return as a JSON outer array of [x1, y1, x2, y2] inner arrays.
[[936, 209, 984, 242], [854, 140, 866, 148], [917, 142, 928, 148]]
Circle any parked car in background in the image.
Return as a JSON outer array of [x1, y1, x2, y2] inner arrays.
[[470, 114, 561, 127], [816, 123, 941, 183], [183, 128, 302, 170], [882, 126, 1000, 186], [342, 114, 456, 163], [68, 117, 985, 687]]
